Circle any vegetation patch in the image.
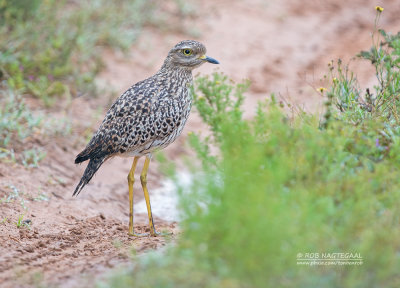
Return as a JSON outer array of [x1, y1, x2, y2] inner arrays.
[[0, 0, 163, 165]]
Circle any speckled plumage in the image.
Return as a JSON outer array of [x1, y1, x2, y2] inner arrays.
[[74, 40, 218, 196]]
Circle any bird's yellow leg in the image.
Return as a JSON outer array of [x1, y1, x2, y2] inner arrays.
[[139, 156, 173, 237], [128, 156, 141, 236], [140, 156, 157, 236]]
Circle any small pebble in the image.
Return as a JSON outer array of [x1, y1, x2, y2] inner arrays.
[[22, 219, 32, 225]]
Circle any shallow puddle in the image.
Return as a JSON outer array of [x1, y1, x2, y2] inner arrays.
[[134, 171, 193, 222]]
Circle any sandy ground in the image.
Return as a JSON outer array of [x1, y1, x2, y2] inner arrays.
[[1, 0, 400, 287]]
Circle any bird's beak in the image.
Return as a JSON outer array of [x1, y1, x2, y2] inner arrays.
[[199, 55, 219, 64]]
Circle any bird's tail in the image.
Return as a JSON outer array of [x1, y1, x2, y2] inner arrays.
[[73, 157, 106, 196]]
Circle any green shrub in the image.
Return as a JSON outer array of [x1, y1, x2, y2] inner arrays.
[[0, 0, 157, 106], [0, 0, 41, 25], [0, 85, 42, 147], [0, 83, 69, 166], [184, 74, 400, 287], [323, 13, 400, 163]]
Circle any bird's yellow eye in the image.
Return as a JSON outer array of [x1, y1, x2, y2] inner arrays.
[[182, 49, 193, 56]]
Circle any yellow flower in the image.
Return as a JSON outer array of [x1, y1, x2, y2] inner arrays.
[[333, 77, 338, 83], [375, 6, 384, 12], [318, 87, 327, 93]]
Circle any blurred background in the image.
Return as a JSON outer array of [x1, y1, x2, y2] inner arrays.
[[1, 0, 400, 287]]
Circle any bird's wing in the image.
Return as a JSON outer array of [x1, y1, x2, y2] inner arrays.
[[75, 81, 154, 163]]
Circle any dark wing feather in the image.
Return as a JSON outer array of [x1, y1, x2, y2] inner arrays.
[[75, 84, 149, 164]]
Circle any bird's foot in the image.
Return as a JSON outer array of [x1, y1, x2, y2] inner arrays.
[[128, 227, 173, 237], [128, 232, 150, 237], [152, 230, 173, 237]]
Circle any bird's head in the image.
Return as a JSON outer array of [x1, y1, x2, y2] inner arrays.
[[163, 40, 219, 70]]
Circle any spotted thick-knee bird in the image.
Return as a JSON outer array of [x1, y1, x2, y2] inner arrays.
[[74, 40, 219, 236]]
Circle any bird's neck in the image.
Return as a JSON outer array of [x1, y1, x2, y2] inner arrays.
[[157, 64, 193, 86]]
